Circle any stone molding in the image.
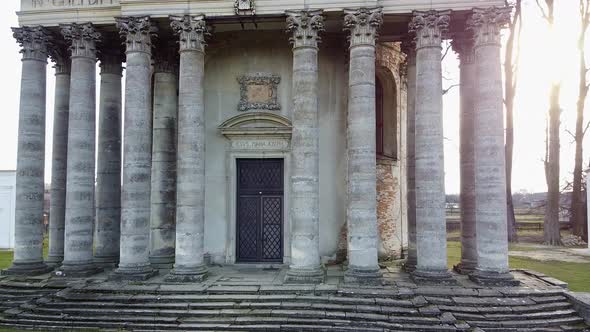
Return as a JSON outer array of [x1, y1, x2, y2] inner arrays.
[[286, 9, 324, 50], [219, 112, 292, 139], [343, 7, 383, 47], [234, 0, 255, 15], [60, 23, 101, 59], [12, 26, 51, 62], [48, 40, 70, 74], [409, 10, 451, 49], [170, 15, 209, 53], [116, 16, 157, 55], [468, 7, 511, 47], [237, 73, 281, 112]]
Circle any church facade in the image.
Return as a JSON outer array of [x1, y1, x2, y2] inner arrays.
[[6, 0, 513, 286]]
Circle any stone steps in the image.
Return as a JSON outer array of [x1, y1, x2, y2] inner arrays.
[[0, 280, 65, 314], [1, 281, 589, 331]]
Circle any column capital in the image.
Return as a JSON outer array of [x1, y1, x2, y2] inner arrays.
[[409, 10, 450, 49], [401, 38, 416, 66], [116, 16, 158, 55], [12, 26, 51, 62], [99, 50, 124, 76], [170, 15, 210, 53], [286, 9, 324, 50], [452, 33, 475, 65], [343, 7, 383, 48], [60, 23, 101, 60], [153, 41, 179, 74], [467, 7, 511, 47], [48, 40, 71, 74]]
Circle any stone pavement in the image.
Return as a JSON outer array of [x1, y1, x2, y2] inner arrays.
[[0, 265, 589, 331]]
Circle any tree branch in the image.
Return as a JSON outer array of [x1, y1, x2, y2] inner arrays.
[[443, 84, 460, 95]]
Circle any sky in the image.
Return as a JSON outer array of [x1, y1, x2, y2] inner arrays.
[[0, 0, 587, 194]]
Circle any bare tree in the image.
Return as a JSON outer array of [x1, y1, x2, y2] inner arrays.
[[504, 0, 523, 243], [570, 0, 590, 242], [537, 0, 562, 245]]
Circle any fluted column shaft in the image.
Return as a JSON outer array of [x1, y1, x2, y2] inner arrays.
[[166, 15, 209, 282], [113, 16, 158, 281], [46, 46, 70, 267], [3, 27, 52, 276], [402, 41, 417, 272], [343, 7, 383, 284], [149, 45, 178, 269], [468, 7, 517, 286], [95, 51, 123, 266], [284, 10, 324, 284], [409, 10, 454, 283], [454, 37, 477, 274], [60, 23, 102, 276]]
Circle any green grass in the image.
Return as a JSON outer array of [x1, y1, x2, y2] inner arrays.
[[447, 241, 590, 292], [0, 237, 48, 271]]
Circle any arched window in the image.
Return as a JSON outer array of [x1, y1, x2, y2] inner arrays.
[[375, 72, 397, 159]]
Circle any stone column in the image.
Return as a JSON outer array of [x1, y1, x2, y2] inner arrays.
[[401, 40, 417, 272], [58, 23, 102, 277], [452, 35, 478, 275], [2, 27, 52, 276], [94, 46, 123, 267], [166, 15, 209, 282], [409, 11, 454, 284], [149, 43, 178, 269], [342, 7, 383, 284], [45, 44, 70, 267], [112, 16, 158, 281], [468, 7, 517, 286], [284, 10, 324, 284]]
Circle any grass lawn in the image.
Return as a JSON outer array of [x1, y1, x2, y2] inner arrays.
[[448, 241, 590, 292]]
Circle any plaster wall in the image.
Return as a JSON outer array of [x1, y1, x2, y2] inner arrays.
[[0, 171, 17, 250], [203, 32, 347, 264]]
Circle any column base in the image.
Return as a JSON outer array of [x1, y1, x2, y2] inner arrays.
[[94, 256, 119, 268], [411, 269, 457, 285], [165, 265, 208, 283], [453, 260, 477, 275], [150, 255, 175, 269], [344, 266, 383, 285], [54, 262, 103, 278], [110, 265, 158, 281], [469, 269, 519, 287], [1, 261, 53, 276], [44, 255, 64, 268], [284, 267, 325, 284], [403, 258, 417, 273]]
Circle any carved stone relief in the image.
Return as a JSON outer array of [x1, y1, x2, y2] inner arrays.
[[237, 73, 281, 112]]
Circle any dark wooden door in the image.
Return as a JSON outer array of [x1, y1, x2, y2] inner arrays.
[[236, 159, 283, 263]]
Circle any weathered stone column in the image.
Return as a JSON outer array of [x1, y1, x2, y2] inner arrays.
[[2, 27, 52, 276], [112, 16, 158, 281], [468, 7, 517, 286], [59, 23, 102, 277], [166, 15, 209, 282], [409, 11, 454, 284], [45, 44, 70, 267], [94, 46, 123, 267], [149, 43, 178, 269], [284, 10, 325, 284], [401, 40, 417, 272], [343, 7, 383, 284], [452, 35, 477, 275]]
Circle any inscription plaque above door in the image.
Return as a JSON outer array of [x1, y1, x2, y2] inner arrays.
[[237, 73, 281, 112]]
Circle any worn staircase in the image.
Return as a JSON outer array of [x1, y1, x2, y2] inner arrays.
[[0, 279, 588, 331]]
